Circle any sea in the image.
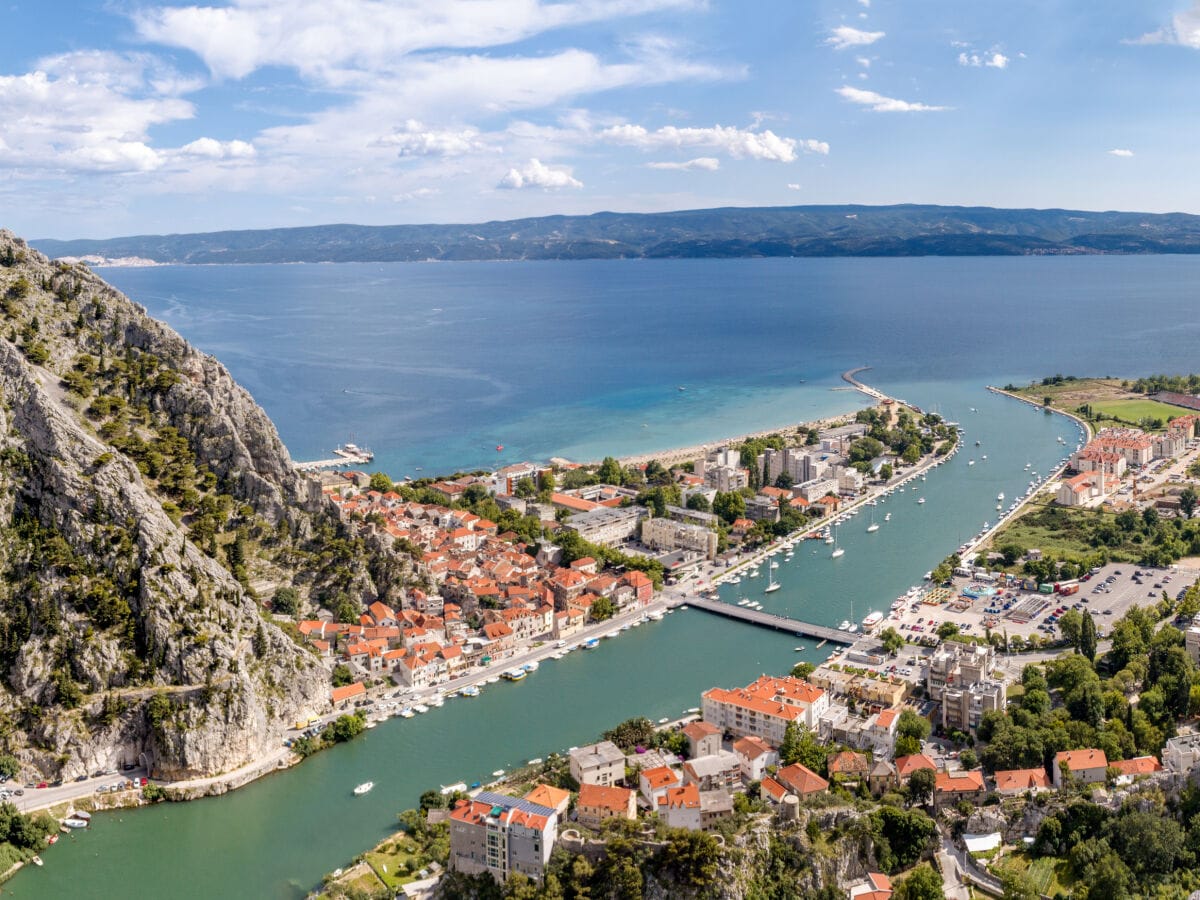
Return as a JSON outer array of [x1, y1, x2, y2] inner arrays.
[[13, 255, 1200, 899]]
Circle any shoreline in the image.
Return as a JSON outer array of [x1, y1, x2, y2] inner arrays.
[[11, 371, 900, 867]]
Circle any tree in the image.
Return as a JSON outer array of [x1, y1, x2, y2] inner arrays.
[[686, 493, 710, 513], [779, 721, 824, 771], [272, 586, 300, 616], [1181, 486, 1198, 519], [906, 767, 936, 806], [931, 562, 953, 584], [995, 864, 1039, 900], [897, 710, 931, 743], [1079, 610, 1098, 661], [322, 713, 366, 743], [894, 735, 922, 758], [790, 661, 815, 679], [893, 863, 944, 900], [368, 472, 393, 493], [936, 621, 960, 641], [590, 596, 615, 622], [959, 749, 978, 770], [879, 463, 894, 481], [253, 622, 267, 658], [0, 755, 19, 779], [880, 627, 904, 656], [331, 664, 354, 687], [1058, 609, 1084, 650], [514, 477, 536, 499], [419, 789, 447, 812], [598, 457, 624, 485], [712, 491, 746, 525]]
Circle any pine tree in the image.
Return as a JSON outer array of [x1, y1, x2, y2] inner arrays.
[[1080, 611, 1097, 661]]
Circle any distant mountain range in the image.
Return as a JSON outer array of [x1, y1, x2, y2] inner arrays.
[[31, 204, 1200, 264]]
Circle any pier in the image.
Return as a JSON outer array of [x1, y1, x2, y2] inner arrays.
[[295, 454, 373, 472], [683, 597, 855, 644]]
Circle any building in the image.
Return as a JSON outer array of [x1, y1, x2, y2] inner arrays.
[[934, 770, 986, 808], [848, 872, 894, 900], [575, 783, 637, 830], [702, 675, 828, 743], [641, 517, 718, 560], [449, 792, 557, 882], [1056, 471, 1104, 507], [827, 750, 870, 782], [681, 721, 723, 759], [775, 763, 828, 798], [894, 754, 937, 782], [1165, 734, 1200, 779], [659, 783, 701, 830], [563, 506, 648, 546], [523, 784, 571, 818], [733, 736, 778, 782], [569, 741, 627, 787], [699, 789, 734, 829], [1053, 749, 1108, 789], [926, 643, 1005, 733], [682, 752, 742, 792], [868, 760, 898, 796], [639, 766, 683, 807], [992, 767, 1050, 796], [745, 495, 781, 523], [759, 447, 813, 487], [1109, 756, 1163, 785], [796, 477, 841, 503], [1185, 624, 1200, 667]]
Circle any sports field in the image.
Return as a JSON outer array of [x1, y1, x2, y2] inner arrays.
[[1088, 397, 1187, 426]]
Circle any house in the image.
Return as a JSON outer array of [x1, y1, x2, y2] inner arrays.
[[868, 760, 898, 796], [1165, 734, 1200, 779], [775, 763, 828, 798], [1053, 749, 1108, 789], [569, 741, 626, 787], [993, 767, 1050, 796], [575, 783, 637, 830], [733, 735, 778, 783], [449, 792, 557, 882], [682, 752, 741, 793], [827, 750, 870, 782], [701, 675, 829, 743], [894, 754, 937, 782], [681, 721, 723, 759], [639, 766, 683, 807], [759, 776, 790, 805], [1056, 471, 1104, 507], [934, 770, 986, 807], [330, 681, 366, 707], [1109, 756, 1162, 785], [523, 784, 572, 818], [659, 783, 701, 830], [699, 789, 735, 829], [848, 872, 894, 900]]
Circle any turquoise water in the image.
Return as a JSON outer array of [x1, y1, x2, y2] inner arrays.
[[13, 256, 1199, 898]]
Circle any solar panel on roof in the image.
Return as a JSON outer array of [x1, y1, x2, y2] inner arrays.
[[475, 791, 555, 817]]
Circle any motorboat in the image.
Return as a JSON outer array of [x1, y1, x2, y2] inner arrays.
[[917, 497, 926, 504], [354, 782, 375, 796]]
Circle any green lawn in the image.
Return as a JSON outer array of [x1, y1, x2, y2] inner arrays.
[[997, 851, 1075, 895], [1087, 397, 1187, 428]]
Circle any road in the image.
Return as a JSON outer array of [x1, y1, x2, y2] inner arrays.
[[12, 766, 148, 815]]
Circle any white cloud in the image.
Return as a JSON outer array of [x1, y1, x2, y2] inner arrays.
[[835, 86, 947, 112], [858, 0, 871, 6], [647, 157, 720, 171], [134, 0, 704, 81], [855, 56, 872, 68], [598, 124, 826, 161], [787, 183, 802, 190], [958, 50, 1009, 68], [376, 120, 490, 157], [826, 26, 885, 51], [498, 158, 583, 189], [178, 138, 256, 159], [1108, 148, 1134, 157], [1130, 2, 1200, 47]]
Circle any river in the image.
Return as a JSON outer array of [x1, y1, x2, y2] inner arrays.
[[14, 255, 1200, 897]]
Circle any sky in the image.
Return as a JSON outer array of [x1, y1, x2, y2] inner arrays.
[[2, 0, 1200, 239]]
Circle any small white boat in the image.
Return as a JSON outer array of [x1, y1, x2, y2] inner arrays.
[[366, 721, 378, 729], [460, 686, 480, 698], [527, 758, 543, 766], [838, 620, 851, 631], [399, 707, 416, 717], [413, 704, 430, 714], [31, 856, 43, 867], [62, 818, 90, 829], [354, 782, 375, 796], [968, 460, 975, 466], [440, 781, 467, 795], [831, 547, 845, 558], [867, 522, 880, 533], [884, 512, 891, 521], [523, 661, 540, 672], [981, 455, 987, 460], [917, 497, 926, 504], [492, 769, 505, 778], [71, 811, 91, 821]]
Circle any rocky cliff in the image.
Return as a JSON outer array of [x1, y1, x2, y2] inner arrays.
[[0, 229, 370, 780]]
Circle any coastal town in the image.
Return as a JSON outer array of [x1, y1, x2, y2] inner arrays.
[[311, 379, 1200, 900]]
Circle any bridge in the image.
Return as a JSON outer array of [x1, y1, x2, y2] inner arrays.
[[683, 597, 855, 644]]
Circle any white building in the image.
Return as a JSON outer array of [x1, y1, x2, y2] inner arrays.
[[569, 741, 626, 787]]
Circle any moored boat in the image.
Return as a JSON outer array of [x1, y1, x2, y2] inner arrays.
[[354, 781, 375, 796]]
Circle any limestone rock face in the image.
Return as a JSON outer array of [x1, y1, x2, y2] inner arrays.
[[0, 231, 339, 780]]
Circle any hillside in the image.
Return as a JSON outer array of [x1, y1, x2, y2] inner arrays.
[[0, 231, 404, 782], [31, 204, 1200, 265]]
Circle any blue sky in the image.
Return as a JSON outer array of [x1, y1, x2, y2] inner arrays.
[[2, 0, 1199, 239]]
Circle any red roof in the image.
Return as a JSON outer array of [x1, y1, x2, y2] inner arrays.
[[330, 682, 366, 703], [641, 766, 681, 790], [659, 782, 700, 809], [993, 768, 1049, 792], [1056, 749, 1108, 772], [577, 783, 635, 813], [1110, 756, 1161, 777], [776, 763, 828, 796], [894, 754, 937, 778], [935, 770, 985, 793]]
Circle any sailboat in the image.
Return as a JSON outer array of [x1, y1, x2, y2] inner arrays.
[[866, 509, 880, 533], [830, 524, 845, 558], [764, 569, 781, 593]]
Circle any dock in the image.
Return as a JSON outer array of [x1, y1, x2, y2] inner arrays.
[[295, 454, 373, 472], [684, 597, 854, 644]]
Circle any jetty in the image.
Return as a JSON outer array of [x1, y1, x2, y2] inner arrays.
[[295, 454, 373, 472], [684, 597, 854, 644]]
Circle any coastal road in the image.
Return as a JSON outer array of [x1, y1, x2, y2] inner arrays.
[[13, 766, 148, 816]]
